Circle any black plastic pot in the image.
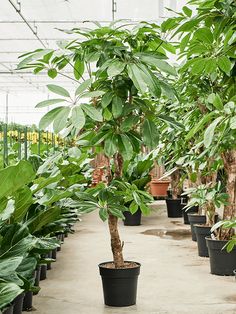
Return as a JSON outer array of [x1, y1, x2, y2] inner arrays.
[[206, 237, 236, 275], [13, 293, 24, 314], [99, 261, 141, 307], [188, 214, 206, 242], [51, 248, 57, 260], [195, 225, 211, 257], [165, 198, 182, 218], [123, 210, 142, 226], [2, 305, 13, 314], [22, 291, 33, 311], [40, 264, 47, 281], [181, 205, 199, 224]]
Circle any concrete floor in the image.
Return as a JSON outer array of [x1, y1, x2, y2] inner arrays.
[[34, 201, 236, 314]]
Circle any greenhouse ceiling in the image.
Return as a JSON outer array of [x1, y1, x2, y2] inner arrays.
[[0, 0, 187, 94]]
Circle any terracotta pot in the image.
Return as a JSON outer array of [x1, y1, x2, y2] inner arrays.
[[150, 180, 170, 197]]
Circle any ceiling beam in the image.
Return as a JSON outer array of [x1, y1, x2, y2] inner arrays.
[[8, 0, 47, 48]]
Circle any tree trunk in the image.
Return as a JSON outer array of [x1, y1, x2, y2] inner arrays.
[[108, 214, 124, 268], [222, 150, 236, 220], [107, 153, 125, 268], [171, 169, 182, 199]]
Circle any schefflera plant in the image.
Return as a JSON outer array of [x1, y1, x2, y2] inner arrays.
[[18, 22, 177, 268]]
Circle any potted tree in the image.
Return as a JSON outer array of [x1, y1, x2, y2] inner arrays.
[[18, 22, 177, 306], [163, 0, 235, 273]]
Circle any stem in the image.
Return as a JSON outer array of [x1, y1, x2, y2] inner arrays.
[[107, 153, 125, 268], [171, 169, 181, 199]]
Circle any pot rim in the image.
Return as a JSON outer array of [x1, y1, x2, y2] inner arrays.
[[99, 261, 141, 269], [205, 236, 228, 243]]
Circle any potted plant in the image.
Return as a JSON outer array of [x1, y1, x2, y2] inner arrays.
[[18, 22, 177, 306], [122, 153, 154, 225], [209, 219, 236, 275], [164, 0, 235, 273], [183, 183, 227, 256]]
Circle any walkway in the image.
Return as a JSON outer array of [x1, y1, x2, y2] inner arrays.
[[34, 201, 236, 314]]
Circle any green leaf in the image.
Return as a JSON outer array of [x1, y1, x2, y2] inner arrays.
[[71, 106, 86, 130], [108, 207, 125, 219], [204, 117, 223, 148], [0, 283, 23, 309], [36, 98, 65, 108], [142, 119, 159, 149], [39, 106, 67, 130], [99, 208, 108, 221], [186, 112, 215, 140], [48, 68, 57, 79], [129, 201, 138, 214], [26, 207, 60, 234], [81, 91, 105, 98], [13, 187, 33, 222], [0, 199, 15, 221], [217, 56, 232, 75], [75, 79, 93, 96], [74, 59, 84, 80], [191, 58, 206, 74], [158, 114, 184, 129], [127, 63, 147, 94], [230, 116, 236, 129], [53, 107, 70, 133], [112, 96, 123, 118], [47, 84, 70, 97], [0, 160, 35, 201], [107, 59, 126, 77], [101, 92, 113, 108], [104, 135, 117, 157], [183, 6, 192, 17], [150, 59, 177, 76], [194, 27, 213, 44], [81, 104, 103, 122], [140, 203, 150, 216], [118, 134, 133, 160], [0, 257, 23, 276], [212, 94, 224, 111], [120, 116, 139, 132]]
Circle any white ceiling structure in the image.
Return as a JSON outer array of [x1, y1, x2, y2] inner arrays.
[[0, 0, 187, 125]]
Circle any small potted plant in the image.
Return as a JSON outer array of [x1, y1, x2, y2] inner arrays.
[[183, 183, 227, 256], [208, 218, 236, 276]]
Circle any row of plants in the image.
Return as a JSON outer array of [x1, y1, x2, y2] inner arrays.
[[14, 0, 236, 308], [0, 147, 93, 313]]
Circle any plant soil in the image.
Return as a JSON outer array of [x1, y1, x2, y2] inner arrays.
[[101, 261, 139, 269]]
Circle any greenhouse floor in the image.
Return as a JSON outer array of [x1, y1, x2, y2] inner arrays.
[[34, 201, 236, 314]]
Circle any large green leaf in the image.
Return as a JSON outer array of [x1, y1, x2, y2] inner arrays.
[[53, 107, 70, 133], [107, 59, 126, 77], [142, 119, 159, 149], [0, 282, 23, 309], [118, 134, 133, 160], [0, 236, 37, 259], [127, 63, 147, 94], [36, 98, 65, 108], [194, 27, 213, 44], [140, 55, 177, 76], [204, 117, 223, 148], [112, 96, 123, 118], [47, 84, 70, 97], [39, 106, 67, 130], [81, 104, 103, 122], [74, 59, 84, 80], [217, 56, 232, 75], [26, 207, 60, 234], [71, 106, 86, 130], [104, 135, 117, 157], [13, 187, 33, 223], [0, 257, 23, 277], [186, 112, 216, 140], [0, 161, 35, 201]]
